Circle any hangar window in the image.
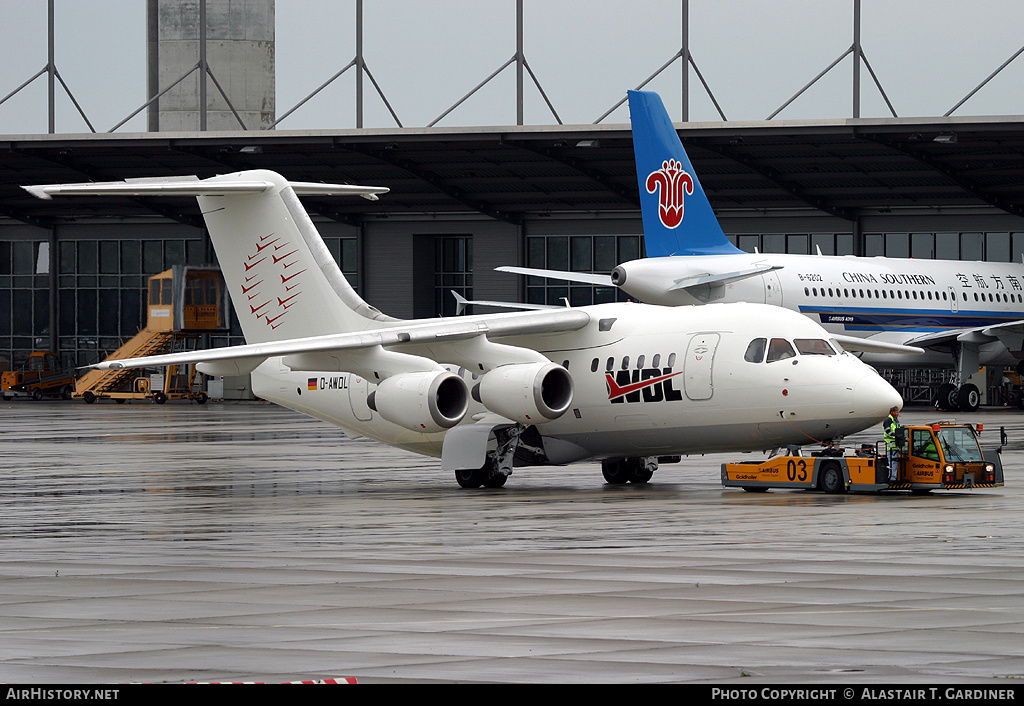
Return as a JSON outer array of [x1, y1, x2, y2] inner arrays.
[[525, 234, 639, 306], [434, 236, 472, 317]]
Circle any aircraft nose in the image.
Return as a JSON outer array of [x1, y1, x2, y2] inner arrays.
[[851, 372, 903, 422]]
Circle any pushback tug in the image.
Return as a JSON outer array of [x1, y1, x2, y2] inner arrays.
[[722, 421, 1004, 494]]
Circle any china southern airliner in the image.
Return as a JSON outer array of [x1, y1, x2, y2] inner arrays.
[[500, 90, 1024, 413]]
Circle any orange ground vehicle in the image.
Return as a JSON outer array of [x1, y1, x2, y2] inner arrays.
[[722, 422, 1004, 494], [1, 351, 76, 401]]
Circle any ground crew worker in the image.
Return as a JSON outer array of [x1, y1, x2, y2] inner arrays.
[[883, 406, 902, 482]]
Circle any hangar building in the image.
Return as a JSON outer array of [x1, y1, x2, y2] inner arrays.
[[3, 1, 1024, 403]]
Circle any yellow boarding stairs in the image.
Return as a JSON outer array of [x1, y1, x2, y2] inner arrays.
[[75, 267, 227, 404]]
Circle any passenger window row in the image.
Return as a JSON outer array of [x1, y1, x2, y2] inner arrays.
[[591, 352, 678, 373], [804, 286, 1024, 304]]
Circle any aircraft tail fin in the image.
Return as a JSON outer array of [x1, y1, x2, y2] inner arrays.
[[628, 90, 743, 257], [25, 171, 395, 344]]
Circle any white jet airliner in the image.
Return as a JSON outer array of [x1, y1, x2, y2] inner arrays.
[[24, 170, 906, 488], [499, 90, 1024, 413]]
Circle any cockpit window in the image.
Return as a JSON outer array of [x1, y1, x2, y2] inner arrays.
[[744, 338, 766, 363], [794, 339, 837, 356], [766, 338, 796, 363]]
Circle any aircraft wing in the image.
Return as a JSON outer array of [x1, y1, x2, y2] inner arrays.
[[905, 320, 1024, 350], [832, 334, 924, 356], [88, 308, 592, 374], [495, 266, 613, 287]]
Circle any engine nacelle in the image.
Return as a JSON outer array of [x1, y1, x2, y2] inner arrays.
[[475, 362, 574, 424], [367, 370, 469, 433]]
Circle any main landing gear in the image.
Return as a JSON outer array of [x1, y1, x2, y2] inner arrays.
[[934, 382, 980, 413], [601, 457, 658, 485], [453, 425, 533, 489]]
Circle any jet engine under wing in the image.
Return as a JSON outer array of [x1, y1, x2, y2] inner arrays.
[[88, 308, 592, 374]]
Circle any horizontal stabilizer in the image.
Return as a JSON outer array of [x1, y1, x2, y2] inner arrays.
[[495, 266, 613, 287], [24, 176, 389, 201], [669, 264, 784, 291], [452, 290, 558, 315]]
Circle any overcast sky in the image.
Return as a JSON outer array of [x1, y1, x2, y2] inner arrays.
[[1, 0, 1023, 134]]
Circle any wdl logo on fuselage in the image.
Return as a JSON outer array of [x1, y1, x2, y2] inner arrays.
[[606, 368, 683, 403]]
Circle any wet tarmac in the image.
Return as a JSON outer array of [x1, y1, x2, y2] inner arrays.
[[1, 400, 1023, 684]]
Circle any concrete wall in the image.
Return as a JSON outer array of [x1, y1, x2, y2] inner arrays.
[[147, 0, 275, 131]]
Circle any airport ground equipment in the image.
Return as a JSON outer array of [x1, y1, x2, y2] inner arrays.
[[722, 422, 1003, 494], [75, 267, 226, 404], [0, 351, 76, 400]]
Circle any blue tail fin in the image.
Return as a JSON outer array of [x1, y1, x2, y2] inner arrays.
[[628, 90, 743, 257]]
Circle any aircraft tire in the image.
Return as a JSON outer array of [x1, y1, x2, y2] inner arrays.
[[454, 466, 486, 489], [482, 471, 508, 488], [626, 458, 654, 484], [935, 383, 957, 412], [818, 462, 846, 494], [601, 458, 629, 484], [957, 383, 980, 412]]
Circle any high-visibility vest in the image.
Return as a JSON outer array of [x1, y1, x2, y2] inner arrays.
[[883, 414, 900, 448]]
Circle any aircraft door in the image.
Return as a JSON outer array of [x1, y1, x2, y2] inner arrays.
[[763, 270, 783, 307], [683, 333, 720, 400]]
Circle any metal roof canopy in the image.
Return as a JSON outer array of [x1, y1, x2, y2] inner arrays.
[[4, 114, 1024, 229]]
